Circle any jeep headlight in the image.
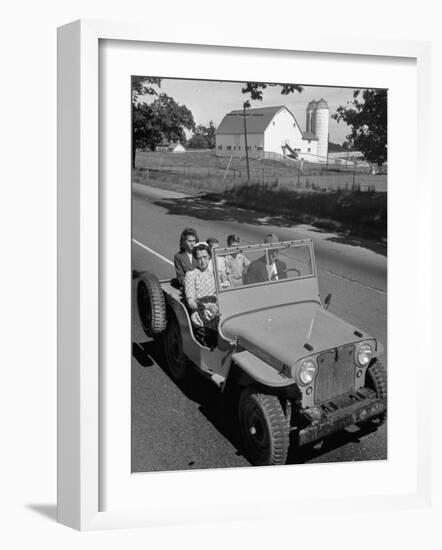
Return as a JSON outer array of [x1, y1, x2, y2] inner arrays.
[[297, 359, 317, 386], [357, 342, 374, 366]]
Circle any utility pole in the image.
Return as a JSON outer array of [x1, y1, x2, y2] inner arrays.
[[225, 102, 263, 181], [243, 102, 250, 181]]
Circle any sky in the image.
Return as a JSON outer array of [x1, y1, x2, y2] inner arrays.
[[137, 78, 363, 144]]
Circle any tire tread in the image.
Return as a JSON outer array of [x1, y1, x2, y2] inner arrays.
[[239, 389, 290, 466], [137, 271, 167, 337]]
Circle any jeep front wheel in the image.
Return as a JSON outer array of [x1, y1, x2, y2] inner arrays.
[[358, 361, 387, 429], [238, 388, 290, 466]]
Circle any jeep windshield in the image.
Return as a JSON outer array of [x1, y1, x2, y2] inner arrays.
[[213, 239, 315, 292]]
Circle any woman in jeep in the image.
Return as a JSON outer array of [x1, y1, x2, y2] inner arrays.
[[173, 227, 199, 287], [184, 242, 219, 347]]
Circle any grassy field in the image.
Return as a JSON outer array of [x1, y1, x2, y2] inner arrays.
[[135, 150, 387, 192]]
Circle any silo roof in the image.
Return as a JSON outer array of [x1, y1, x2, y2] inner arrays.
[[315, 98, 329, 109]]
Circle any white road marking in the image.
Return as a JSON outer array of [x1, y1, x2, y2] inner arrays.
[[132, 238, 174, 266], [319, 267, 386, 295]]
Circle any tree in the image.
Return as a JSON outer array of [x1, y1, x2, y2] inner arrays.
[[328, 141, 345, 152], [186, 121, 216, 149], [132, 76, 161, 168], [187, 133, 209, 149], [150, 94, 195, 144], [132, 76, 161, 102], [133, 102, 163, 155], [332, 89, 387, 166], [241, 82, 303, 100], [132, 76, 195, 167], [204, 121, 216, 149]]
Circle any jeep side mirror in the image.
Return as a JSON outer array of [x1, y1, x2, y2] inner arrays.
[[324, 293, 332, 310]]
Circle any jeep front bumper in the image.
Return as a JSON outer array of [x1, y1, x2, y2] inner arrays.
[[296, 388, 386, 446]]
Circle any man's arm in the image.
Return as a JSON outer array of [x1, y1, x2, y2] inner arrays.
[[278, 260, 288, 279]]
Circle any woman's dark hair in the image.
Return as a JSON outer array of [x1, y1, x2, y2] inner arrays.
[[227, 234, 240, 246], [192, 242, 210, 259], [179, 228, 199, 252]]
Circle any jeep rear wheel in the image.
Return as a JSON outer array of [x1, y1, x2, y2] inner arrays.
[[238, 388, 290, 466], [359, 361, 387, 429], [163, 318, 187, 382], [137, 272, 167, 338]]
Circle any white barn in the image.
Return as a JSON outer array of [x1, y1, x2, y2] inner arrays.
[[215, 105, 319, 160]]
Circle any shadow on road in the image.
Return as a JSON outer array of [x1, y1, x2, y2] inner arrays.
[[132, 342, 155, 367], [133, 339, 244, 459], [287, 425, 381, 465], [132, 338, 381, 467], [152, 195, 386, 256]]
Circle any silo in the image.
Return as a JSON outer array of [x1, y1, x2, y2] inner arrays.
[[313, 98, 329, 160], [306, 100, 317, 133]]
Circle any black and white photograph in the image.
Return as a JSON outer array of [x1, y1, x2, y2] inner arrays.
[[131, 76, 387, 472], [4, 0, 439, 542]]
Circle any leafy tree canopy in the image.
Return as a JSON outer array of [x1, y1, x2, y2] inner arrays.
[[186, 134, 210, 149], [132, 76, 195, 164], [328, 141, 346, 152], [241, 82, 303, 101], [333, 89, 387, 165], [132, 76, 161, 102], [187, 122, 216, 149], [134, 94, 195, 152]]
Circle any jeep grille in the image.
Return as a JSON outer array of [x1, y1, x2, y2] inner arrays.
[[314, 345, 356, 404]]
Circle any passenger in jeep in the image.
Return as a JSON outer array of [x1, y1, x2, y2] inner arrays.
[[173, 227, 199, 288], [184, 242, 219, 348]]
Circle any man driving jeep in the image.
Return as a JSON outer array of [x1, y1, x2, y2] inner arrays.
[[243, 234, 287, 285]]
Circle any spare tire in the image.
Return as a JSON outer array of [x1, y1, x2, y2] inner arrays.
[[137, 272, 167, 337]]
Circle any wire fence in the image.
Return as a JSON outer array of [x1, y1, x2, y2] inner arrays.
[[135, 150, 387, 192]]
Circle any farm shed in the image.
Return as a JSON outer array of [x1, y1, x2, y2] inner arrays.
[[167, 142, 186, 153]]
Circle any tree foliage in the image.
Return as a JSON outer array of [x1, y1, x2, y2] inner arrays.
[[333, 89, 387, 165], [132, 76, 162, 102], [328, 141, 345, 152], [132, 77, 195, 166], [241, 82, 303, 101], [186, 122, 216, 149]]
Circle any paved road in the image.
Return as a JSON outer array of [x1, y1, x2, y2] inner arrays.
[[131, 183, 387, 472]]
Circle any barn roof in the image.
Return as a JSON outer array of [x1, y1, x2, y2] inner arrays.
[[216, 105, 291, 135]]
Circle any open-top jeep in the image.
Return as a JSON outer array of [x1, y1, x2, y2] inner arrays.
[[137, 239, 387, 466]]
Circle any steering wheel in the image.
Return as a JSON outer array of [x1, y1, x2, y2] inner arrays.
[[285, 268, 301, 276]]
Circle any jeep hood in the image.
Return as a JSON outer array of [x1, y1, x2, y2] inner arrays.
[[221, 301, 369, 366]]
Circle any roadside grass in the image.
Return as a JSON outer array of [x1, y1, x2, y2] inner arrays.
[[135, 150, 387, 191], [221, 181, 387, 241], [132, 167, 387, 241]]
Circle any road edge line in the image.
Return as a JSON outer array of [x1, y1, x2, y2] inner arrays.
[[132, 238, 174, 266]]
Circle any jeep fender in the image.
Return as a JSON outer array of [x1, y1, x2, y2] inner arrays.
[[231, 350, 296, 388]]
